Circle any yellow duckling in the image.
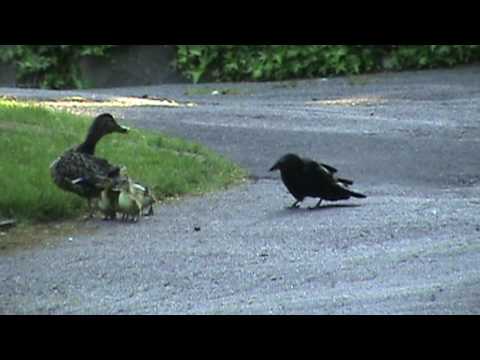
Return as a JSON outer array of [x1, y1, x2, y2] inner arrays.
[[115, 168, 144, 222], [131, 182, 157, 216], [97, 185, 120, 220]]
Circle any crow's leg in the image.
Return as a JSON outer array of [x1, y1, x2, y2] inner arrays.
[[308, 199, 323, 210], [289, 200, 301, 209]]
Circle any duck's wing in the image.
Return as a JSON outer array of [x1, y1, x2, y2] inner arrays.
[[51, 150, 120, 191], [86, 155, 121, 177]]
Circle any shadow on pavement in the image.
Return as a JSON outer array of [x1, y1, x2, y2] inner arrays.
[[258, 203, 364, 223]]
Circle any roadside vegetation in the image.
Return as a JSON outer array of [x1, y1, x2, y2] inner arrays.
[[0, 100, 246, 223], [2, 45, 480, 89], [175, 45, 480, 83]]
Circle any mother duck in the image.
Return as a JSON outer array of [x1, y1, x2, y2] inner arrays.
[[50, 113, 129, 218]]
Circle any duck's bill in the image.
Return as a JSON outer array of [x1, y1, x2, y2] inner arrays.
[[119, 125, 130, 133]]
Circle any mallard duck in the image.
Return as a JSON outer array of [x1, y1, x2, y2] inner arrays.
[[50, 113, 129, 218]]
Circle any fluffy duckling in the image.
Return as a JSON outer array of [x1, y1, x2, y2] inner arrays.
[[117, 178, 143, 222], [97, 184, 120, 220], [50, 113, 129, 218], [131, 182, 157, 216], [115, 168, 157, 222]]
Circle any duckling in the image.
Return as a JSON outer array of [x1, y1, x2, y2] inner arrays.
[[50, 113, 129, 218], [97, 184, 120, 220], [131, 182, 157, 216], [114, 168, 158, 222], [121, 166, 158, 217], [117, 177, 144, 222]]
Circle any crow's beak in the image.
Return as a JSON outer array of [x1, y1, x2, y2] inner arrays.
[[269, 163, 280, 172]]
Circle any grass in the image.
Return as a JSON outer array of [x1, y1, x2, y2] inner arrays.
[[0, 100, 246, 223]]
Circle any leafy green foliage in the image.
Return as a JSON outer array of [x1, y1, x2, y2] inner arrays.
[[3, 45, 480, 89], [0, 45, 115, 89], [175, 45, 480, 83]]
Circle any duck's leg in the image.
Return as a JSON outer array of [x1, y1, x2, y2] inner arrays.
[[146, 205, 154, 216], [135, 201, 143, 222], [102, 211, 116, 221], [83, 198, 96, 220], [141, 204, 153, 216]]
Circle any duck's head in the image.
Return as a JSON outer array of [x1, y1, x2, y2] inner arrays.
[[90, 113, 129, 136], [77, 113, 129, 154], [119, 166, 129, 177]]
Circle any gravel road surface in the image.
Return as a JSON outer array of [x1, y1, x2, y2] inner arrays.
[[1, 66, 480, 314]]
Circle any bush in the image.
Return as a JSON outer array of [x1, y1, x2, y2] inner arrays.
[[175, 45, 480, 83], [0, 45, 116, 89], [2, 45, 480, 89]]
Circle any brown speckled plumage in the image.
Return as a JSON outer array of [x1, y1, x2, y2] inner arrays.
[[49, 113, 128, 211]]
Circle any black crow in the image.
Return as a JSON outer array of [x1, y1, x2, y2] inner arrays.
[[269, 153, 366, 209]]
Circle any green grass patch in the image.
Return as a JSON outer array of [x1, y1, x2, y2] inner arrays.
[[0, 100, 246, 222]]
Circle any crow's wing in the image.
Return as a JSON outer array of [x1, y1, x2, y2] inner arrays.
[[302, 156, 338, 174], [320, 163, 338, 174], [300, 159, 336, 196], [302, 159, 335, 180]]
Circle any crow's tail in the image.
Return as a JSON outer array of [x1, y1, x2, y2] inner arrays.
[[337, 177, 354, 186], [348, 189, 367, 199]]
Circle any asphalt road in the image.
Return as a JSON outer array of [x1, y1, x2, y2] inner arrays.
[[1, 66, 480, 314]]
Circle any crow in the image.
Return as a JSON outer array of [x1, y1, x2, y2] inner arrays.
[[269, 153, 366, 209]]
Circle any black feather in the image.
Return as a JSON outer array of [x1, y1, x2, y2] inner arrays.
[[269, 153, 366, 208]]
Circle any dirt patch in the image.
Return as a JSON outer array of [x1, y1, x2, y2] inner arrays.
[[42, 96, 197, 108], [27, 95, 197, 118], [0, 219, 98, 254], [306, 96, 386, 107]]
